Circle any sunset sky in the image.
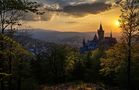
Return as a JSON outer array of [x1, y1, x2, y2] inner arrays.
[[24, 0, 122, 33]]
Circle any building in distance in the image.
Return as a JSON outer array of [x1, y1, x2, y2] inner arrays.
[[80, 24, 117, 53]]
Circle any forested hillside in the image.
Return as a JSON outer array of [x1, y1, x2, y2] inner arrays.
[[0, 0, 139, 90]]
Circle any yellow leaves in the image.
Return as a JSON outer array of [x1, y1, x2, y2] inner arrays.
[[100, 43, 139, 77], [0, 34, 18, 47], [100, 44, 127, 76], [65, 51, 78, 73], [100, 67, 111, 76], [0, 34, 31, 58]]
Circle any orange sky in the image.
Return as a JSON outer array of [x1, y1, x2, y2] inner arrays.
[[24, 7, 121, 33]]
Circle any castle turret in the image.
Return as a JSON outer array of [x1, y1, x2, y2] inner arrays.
[[93, 34, 98, 41], [97, 23, 104, 41]]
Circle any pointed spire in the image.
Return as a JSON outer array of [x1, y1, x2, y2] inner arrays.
[[97, 23, 104, 40], [93, 34, 98, 41], [99, 23, 103, 31]]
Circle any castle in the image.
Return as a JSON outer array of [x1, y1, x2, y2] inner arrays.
[[80, 24, 117, 53]]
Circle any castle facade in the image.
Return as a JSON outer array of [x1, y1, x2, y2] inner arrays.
[[80, 24, 117, 53]]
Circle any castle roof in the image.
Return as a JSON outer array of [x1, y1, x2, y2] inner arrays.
[[104, 37, 117, 44], [80, 23, 117, 54], [93, 34, 98, 41]]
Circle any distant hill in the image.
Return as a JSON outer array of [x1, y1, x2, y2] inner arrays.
[[26, 29, 95, 46], [17, 29, 121, 47]]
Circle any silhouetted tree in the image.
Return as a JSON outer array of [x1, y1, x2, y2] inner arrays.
[[119, 0, 139, 89], [0, 0, 41, 34], [0, 1, 41, 90]]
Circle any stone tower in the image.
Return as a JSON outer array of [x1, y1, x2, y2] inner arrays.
[[97, 23, 104, 41]]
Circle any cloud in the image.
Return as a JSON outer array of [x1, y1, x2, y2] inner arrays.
[[22, 11, 54, 21], [38, 0, 112, 8], [44, 1, 112, 17], [65, 21, 77, 24], [23, 0, 117, 21], [62, 2, 112, 16]]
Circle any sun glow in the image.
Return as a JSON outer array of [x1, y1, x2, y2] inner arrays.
[[115, 20, 120, 27]]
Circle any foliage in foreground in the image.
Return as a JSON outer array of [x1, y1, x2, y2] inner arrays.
[[0, 34, 33, 90], [1, 34, 139, 90], [100, 43, 139, 89]]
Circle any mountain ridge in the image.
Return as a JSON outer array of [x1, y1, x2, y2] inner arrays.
[[17, 29, 120, 46]]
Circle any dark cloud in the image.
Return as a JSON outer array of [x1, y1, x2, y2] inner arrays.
[[22, 11, 54, 21], [63, 2, 112, 16], [23, 0, 114, 21], [39, 0, 91, 5], [45, 2, 112, 17], [33, 0, 87, 7]]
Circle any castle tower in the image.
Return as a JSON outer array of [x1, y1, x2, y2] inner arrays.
[[97, 23, 104, 41]]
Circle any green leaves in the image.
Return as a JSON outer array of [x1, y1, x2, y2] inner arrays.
[[0, 33, 31, 57]]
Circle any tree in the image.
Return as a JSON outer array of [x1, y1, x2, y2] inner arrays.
[[72, 49, 104, 83], [119, 0, 139, 88], [0, 0, 41, 34], [0, 33, 31, 90], [0, 1, 42, 90], [100, 43, 139, 89], [30, 44, 79, 84], [100, 44, 127, 87]]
